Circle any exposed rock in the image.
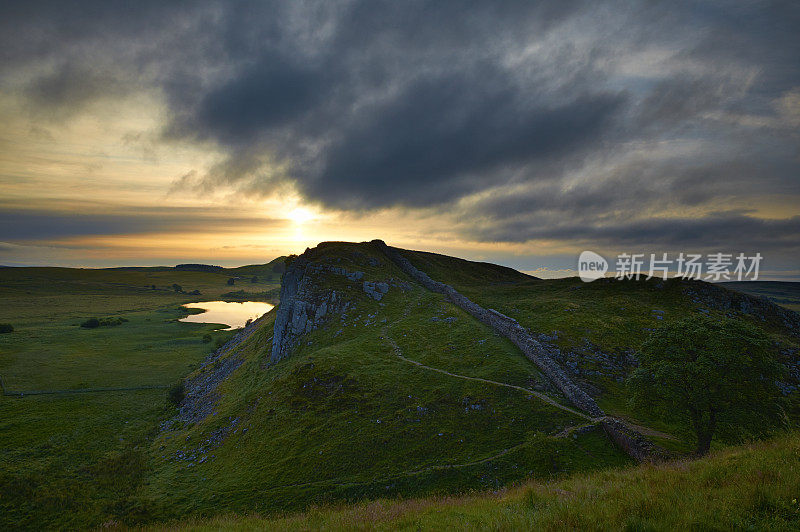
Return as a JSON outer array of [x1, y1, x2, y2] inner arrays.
[[683, 280, 800, 336], [363, 280, 390, 300], [271, 252, 375, 363], [165, 314, 270, 427]]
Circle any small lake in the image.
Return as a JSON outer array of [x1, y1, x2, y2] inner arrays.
[[180, 301, 274, 330]]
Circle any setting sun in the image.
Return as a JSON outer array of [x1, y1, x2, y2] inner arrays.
[[287, 207, 314, 224]]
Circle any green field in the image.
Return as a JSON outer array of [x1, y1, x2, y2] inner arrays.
[[0, 263, 281, 528]]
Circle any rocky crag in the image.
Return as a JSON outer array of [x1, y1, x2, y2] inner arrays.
[[270, 244, 400, 364]]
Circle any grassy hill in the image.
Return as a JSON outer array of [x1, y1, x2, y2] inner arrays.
[[143, 242, 628, 523], [1, 241, 798, 528], [156, 432, 800, 530]]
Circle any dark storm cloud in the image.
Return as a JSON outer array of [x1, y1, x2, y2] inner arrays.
[[2, 0, 799, 255], [310, 72, 626, 207], [469, 211, 800, 254]]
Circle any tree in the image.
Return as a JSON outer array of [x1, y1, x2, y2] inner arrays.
[[227, 278, 235, 286], [0, 323, 13, 334], [628, 316, 783, 455], [172, 283, 182, 293]]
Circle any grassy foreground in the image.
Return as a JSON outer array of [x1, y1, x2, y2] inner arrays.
[[157, 432, 800, 530]]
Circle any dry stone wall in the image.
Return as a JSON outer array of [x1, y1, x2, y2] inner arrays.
[[372, 239, 604, 418]]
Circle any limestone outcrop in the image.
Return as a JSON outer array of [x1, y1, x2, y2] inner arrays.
[[270, 251, 383, 363]]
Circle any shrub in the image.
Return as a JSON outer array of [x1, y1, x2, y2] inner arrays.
[[98, 317, 127, 327], [172, 283, 183, 293], [167, 381, 185, 406], [251, 276, 258, 283], [202, 333, 212, 343], [0, 324, 13, 334], [227, 278, 236, 286], [80, 318, 100, 329]]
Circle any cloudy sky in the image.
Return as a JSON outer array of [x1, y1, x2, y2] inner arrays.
[[1, 1, 798, 278]]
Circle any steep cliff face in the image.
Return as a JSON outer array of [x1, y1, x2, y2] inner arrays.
[[269, 244, 395, 364], [271, 255, 342, 363]]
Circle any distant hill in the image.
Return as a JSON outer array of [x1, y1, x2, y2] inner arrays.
[[174, 263, 225, 272], [721, 280, 800, 312], [100, 256, 288, 279]]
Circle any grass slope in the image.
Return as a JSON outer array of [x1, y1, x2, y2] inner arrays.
[[402, 249, 800, 452], [144, 242, 628, 523], [165, 431, 800, 530]]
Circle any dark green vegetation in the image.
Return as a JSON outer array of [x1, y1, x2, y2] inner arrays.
[[146, 242, 628, 523], [1, 243, 798, 529], [0, 261, 281, 528], [0, 323, 12, 334], [629, 317, 783, 455], [166, 433, 800, 530], [80, 316, 128, 328]]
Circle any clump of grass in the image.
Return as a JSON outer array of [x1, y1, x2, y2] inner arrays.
[[0, 323, 13, 333]]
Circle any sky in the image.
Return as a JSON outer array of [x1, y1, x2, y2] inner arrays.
[[1, 1, 798, 279]]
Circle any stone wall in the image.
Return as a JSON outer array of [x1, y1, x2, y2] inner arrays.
[[601, 418, 668, 463], [372, 239, 605, 418]]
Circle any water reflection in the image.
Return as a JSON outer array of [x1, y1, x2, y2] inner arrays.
[[179, 301, 274, 330]]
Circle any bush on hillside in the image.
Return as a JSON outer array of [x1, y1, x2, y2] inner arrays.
[[81, 318, 100, 328], [167, 381, 185, 406], [202, 333, 212, 343], [0, 324, 13, 333]]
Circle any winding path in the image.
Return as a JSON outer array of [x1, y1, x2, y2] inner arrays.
[[383, 332, 596, 422]]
